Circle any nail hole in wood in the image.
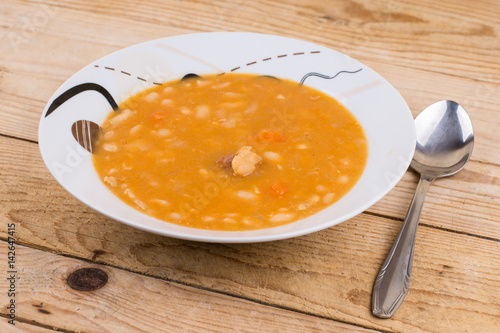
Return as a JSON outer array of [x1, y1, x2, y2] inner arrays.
[[67, 268, 108, 291]]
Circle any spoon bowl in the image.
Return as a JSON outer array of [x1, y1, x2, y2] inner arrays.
[[412, 100, 474, 178], [372, 100, 474, 318]]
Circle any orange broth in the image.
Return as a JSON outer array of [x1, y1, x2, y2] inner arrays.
[[93, 73, 368, 231]]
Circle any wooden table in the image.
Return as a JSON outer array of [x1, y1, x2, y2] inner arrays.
[[1, 0, 499, 332]]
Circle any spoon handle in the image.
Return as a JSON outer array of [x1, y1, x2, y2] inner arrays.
[[372, 176, 433, 318]]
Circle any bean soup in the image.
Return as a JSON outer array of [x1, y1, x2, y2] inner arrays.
[[93, 74, 368, 231]]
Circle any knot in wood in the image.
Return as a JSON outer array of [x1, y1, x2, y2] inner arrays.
[[67, 268, 108, 291]]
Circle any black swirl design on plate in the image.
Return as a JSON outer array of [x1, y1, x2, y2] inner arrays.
[[44, 83, 119, 118], [299, 68, 363, 85]]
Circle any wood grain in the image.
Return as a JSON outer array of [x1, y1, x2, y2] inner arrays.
[[0, 136, 498, 332], [0, 243, 380, 333]]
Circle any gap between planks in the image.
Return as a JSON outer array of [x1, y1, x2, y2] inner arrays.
[[364, 211, 500, 243], [0, 313, 73, 332], [0, 133, 38, 145]]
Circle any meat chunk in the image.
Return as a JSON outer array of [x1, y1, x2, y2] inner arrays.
[[231, 146, 262, 176], [216, 154, 235, 169]]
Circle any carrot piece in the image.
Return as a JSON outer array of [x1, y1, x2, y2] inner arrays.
[[269, 182, 287, 197], [151, 111, 165, 121], [256, 130, 285, 142]]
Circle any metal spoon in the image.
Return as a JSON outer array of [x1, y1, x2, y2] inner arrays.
[[372, 100, 474, 318]]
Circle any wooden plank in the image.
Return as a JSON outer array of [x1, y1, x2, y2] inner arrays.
[[0, 243, 380, 333], [2, 0, 498, 83], [369, 160, 500, 241], [0, 0, 499, 164], [0, 137, 499, 332]]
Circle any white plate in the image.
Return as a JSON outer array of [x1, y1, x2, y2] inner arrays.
[[39, 32, 415, 243]]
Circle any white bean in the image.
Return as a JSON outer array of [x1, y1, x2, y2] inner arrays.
[[144, 92, 159, 103], [157, 128, 172, 137], [196, 105, 210, 119], [269, 213, 295, 223], [103, 176, 117, 187], [298, 203, 310, 211], [323, 193, 335, 204], [130, 124, 142, 135], [126, 139, 149, 152], [310, 195, 320, 204], [263, 151, 282, 162], [151, 199, 170, 206], [223, 217, 236, 224], [199, 168, 209, 178], [212, 82, 231, 89], [338, 175, 349, 184], [134, 199, 147, 210], [103, 131, 115, 140], [161, 99, 173, 106], [170, 213, 183, 220], [242, 218, 253, 226], [224, 92, 244, 98], [197, 80, 210, 87], [124, 188, 136, 199], [156, 157, 175, 164], [103, 143, 118, 152], [221, 101, 244, 109], [237, 190, 256, 200], [109, 109, 133, 125]]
